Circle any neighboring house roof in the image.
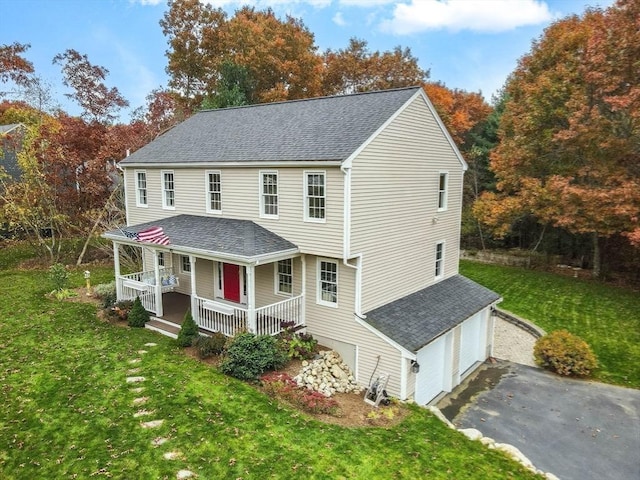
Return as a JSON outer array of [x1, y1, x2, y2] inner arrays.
[[120, 87, 424, 165], [104, 214, 298, 263], [0, 123, 25, 182], [364, 275, 501, 352]]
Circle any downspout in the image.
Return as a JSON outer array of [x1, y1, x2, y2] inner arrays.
[[341, 163, 364, 318]]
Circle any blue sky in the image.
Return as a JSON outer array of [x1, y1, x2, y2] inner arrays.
[[1, 0, 614, 120]]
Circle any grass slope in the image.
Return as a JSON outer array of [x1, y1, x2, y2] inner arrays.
[[0, 262, 538, 479], [461, 260, 640, 388]]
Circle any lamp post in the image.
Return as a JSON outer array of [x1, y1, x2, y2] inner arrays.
[[84, 270, 91, 296]]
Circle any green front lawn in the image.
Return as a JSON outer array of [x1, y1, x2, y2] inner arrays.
[[0, 261, 537, 479], [461, 260, 640, 388]]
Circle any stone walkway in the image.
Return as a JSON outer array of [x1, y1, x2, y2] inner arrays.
[[492, 317, 537, 366], [125, 342, 197, 480]]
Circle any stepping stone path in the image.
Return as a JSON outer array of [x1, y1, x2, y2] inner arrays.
[[125, 342, 195, 479]]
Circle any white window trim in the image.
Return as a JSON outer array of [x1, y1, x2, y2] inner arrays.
[[205, 170, 222, 214], [157, 251, 165, 267], [438, 171, 448, 212], [259, 170, 279, 219], [316, 258, 338, 308], [303, 170, 327, 223], [180, 255, 191, 274], [435, 241, 445, 280], [135, 170, 148, 207], [274, 259, 293, 297], [162, 170, 175, 210]]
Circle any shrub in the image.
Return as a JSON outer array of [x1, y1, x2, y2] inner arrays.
[[48, 263, 69, 291], [534, 329, 597, 377], [194, 332, 227, 358], [94, 281, 117, 308], [127, 297, 150, 328], [261, 372, 340, 415], [277, 322, 317, 360], [176, 309, 198, 347], [221, 332, 287, 381]]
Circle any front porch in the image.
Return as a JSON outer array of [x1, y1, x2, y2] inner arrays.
[[117, 269, 304, 337]]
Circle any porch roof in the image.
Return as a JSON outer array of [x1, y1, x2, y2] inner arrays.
[[363, 275, 501, 353], [103, 214, 298, 263]]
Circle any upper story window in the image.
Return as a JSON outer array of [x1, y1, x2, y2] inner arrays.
[[438, 172, 448, 211], [135, 170, 147, 207], [305, 171, 326, 222], [435, 241, 445, 279], [206, 170, 222, 213], [162, 170, 175, 209], [260, 171, 278, 218], [276, 259, 293, 295], [317, 259, 338, 307], [181, 255, 191, 273]]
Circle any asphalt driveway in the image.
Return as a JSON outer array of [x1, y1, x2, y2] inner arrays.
[[448, 362, 640, 480]]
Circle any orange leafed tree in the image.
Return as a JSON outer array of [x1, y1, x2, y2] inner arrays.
[[474, 0, 640, 276]]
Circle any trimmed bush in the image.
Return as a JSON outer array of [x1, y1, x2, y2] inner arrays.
[[277, 321, 317, 360], [220, 332, 287, 381], [94, 281, 117, 308], [194, 332, 227, 358], [176, 309, 198, 347], [534, 329, 597, 377], [127, 297, 150, 328]]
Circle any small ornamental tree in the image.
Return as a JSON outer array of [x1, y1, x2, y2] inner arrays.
[[176, 309, 198, 347], [127, 297, 150, 328], [534, 330, 597, 377]]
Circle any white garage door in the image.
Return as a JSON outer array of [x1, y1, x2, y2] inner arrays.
[[415, 334, 449, 405], [459, 311, 487, 377]]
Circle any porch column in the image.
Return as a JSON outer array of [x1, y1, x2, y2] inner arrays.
[[153, 250, 163, 317], [247, 264, 256, 333], [113, 242, 122, 301], [189, 255, 197, 319]]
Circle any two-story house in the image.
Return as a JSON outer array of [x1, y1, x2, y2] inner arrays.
[[104, 87, 500, 405]]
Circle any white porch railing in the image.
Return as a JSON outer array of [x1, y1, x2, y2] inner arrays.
[[255, 295, 304, 336], [193, 294, 304, 336], [117, 268, 178, 314]]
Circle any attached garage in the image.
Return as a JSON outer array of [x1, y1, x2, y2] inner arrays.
[[363, 275, 500, 404], [459, 310, 488, 378]]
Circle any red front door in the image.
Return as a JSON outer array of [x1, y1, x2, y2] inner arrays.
[[223, 263, 241, 303]]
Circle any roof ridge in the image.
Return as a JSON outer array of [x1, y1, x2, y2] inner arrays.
[[197, 86, 422, 114]]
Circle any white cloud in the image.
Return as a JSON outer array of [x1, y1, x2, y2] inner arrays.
[[132, 0, 164, 5], [333, 11, 347, 26], [381, 0, 556, 34]]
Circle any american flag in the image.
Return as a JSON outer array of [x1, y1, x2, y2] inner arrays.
[[121, 226, 170, 246]]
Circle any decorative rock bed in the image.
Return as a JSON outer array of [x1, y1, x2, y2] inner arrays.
[[294, 350, 363, 397]]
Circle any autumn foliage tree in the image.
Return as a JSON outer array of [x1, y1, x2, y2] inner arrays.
[[0, 42, 34, 91], [474, 0, 640, 276]]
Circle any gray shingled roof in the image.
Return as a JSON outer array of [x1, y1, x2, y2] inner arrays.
[[0, 123, 22, 134], [104, 215, 297, 260], [364, 275, 501, 352], [120, 87, 421, 165]]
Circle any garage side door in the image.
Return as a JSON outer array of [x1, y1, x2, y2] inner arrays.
[[459, 311, 486, 377], [415, 335, 448, 405]]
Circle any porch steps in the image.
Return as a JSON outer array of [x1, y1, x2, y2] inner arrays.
[[146, 318, 180, 339]]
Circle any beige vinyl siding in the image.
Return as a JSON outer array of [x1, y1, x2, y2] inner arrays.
[[350, 94, 464, 312], [302, 254, 405, 397], [125, 166, 344, 258], [194, 258, 214, 298], [253, 258, 303, 308]]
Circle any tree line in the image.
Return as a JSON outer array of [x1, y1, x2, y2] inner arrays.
[[0, 0, 637, 282]]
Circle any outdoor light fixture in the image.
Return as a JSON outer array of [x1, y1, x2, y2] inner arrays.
[[410, 360, 420, 374]]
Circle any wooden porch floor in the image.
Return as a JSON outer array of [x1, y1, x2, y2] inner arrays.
[[159, 292, 190, 325]]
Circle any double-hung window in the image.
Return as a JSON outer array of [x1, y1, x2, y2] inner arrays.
[[438, 172, 448, 211], [135, 170, 147, 207], [435, 241, 445, 279], [157, 252, 165, 267], [181, 255, 191, 273], [206, 170, 222, 213], [260, 171, 278, 218], [276, 259, 293, 295], [305, 171, 326, 222], [162, 170, 175, 209], [317, 259, 338, 307]]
